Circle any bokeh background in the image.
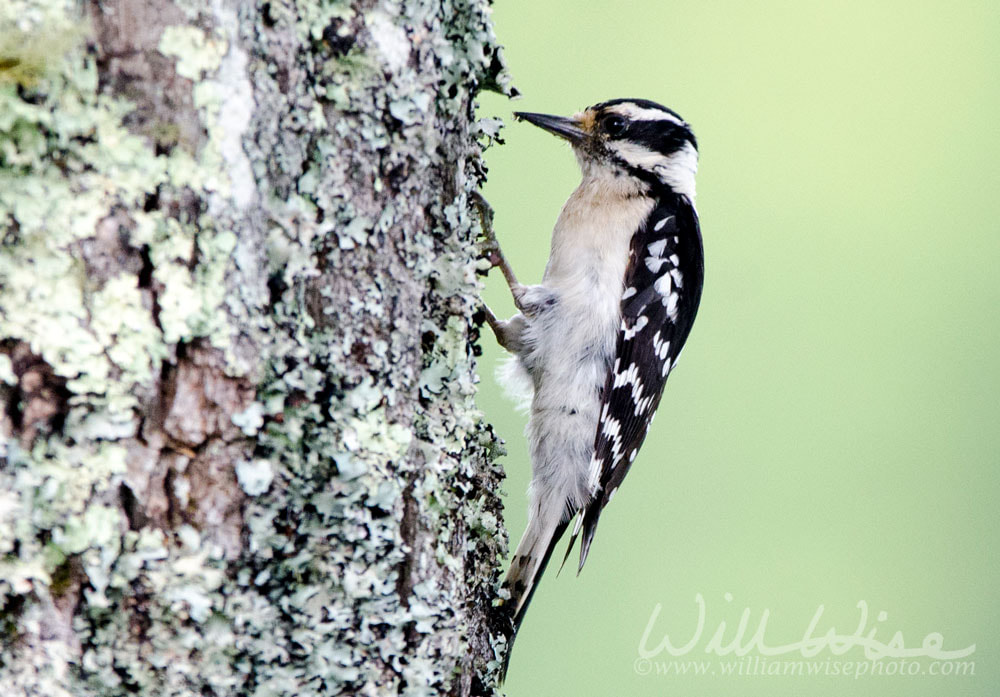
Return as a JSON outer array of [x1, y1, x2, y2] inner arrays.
[[474, 1, 999, 695]]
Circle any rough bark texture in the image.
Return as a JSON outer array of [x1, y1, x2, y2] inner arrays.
[[0, 1, 513, 695]]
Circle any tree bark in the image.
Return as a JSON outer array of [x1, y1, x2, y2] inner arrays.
[[0, 0, 513, 695]]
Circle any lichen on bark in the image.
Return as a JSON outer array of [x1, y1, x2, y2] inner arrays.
[[0, 0, 513, 695]]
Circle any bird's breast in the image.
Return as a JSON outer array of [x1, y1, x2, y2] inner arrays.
[[543, 181, 654, 341], [525, 183, 654, 402]]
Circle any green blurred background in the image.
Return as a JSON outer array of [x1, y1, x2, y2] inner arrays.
[[474, 1, 999, 694]]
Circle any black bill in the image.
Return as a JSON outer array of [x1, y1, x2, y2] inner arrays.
[[513, 111, 587, 142]]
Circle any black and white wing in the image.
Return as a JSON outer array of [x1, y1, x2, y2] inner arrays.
[[570, 197, 705, 571]]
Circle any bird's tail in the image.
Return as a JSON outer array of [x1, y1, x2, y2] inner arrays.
[[498, 503, 568, 681]]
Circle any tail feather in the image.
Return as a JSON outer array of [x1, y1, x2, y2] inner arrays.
[[576, 502, 603, 573], [556, 498, 605, 578], [498, 510, 568, 682], [556, 510, 584, 575]]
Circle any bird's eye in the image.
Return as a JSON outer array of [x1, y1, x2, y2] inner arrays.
[[601, 115, 627, 136]]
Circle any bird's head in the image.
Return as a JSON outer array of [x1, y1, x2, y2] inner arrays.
[[514, 98, 698, 201]]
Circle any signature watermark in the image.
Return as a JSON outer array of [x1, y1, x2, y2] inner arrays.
[[635, 593, 976, 679]]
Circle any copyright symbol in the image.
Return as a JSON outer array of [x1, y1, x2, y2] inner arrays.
[[633, 658, 652, 676]]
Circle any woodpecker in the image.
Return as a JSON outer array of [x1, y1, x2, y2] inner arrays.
[[480, 98, 704, 672]]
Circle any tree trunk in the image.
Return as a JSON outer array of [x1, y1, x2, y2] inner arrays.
[[0, 1, 513, 695]]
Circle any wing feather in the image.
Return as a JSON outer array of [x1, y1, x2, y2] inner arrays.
[[568, 196, 704, 571]]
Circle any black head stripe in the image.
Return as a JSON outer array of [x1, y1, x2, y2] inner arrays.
[[623, 119, 697, 155], [591, 98, 698, 154]]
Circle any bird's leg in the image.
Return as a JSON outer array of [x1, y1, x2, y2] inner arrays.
[[482, 304, 516, 352], [472, 191, 543, 350], [472, 191, 524, 302], [481, 305, 526, 353]]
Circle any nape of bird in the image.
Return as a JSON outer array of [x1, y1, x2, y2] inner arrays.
[[480, 98, 704, 678]]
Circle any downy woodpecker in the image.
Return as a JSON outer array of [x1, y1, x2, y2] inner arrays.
[[481, 98, 704, 669]]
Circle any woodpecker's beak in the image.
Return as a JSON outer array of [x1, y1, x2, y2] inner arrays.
[[513, 111, 587, 143]]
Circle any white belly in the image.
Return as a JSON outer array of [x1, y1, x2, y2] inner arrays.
[[517, 178, 654, 512]]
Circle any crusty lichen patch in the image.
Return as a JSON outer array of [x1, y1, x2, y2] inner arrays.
[[0, 0, 513, 694], [0, 0, 252, 692], [228, 0, 514, 691]]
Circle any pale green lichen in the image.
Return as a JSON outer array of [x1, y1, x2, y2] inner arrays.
[[0, 355, 15, 386], [1, 0, 513, 694], [236, 458, 274, 496], [158, 26, 228, 81], [0, 9, 83, 89], [0, 0, 249, 691]]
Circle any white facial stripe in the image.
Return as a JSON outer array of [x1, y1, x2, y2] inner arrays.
[[655, 141, 698, 202], [606, 140, 698, 201], [608, 139, 670, 172], [607, 103, 685, 126]]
